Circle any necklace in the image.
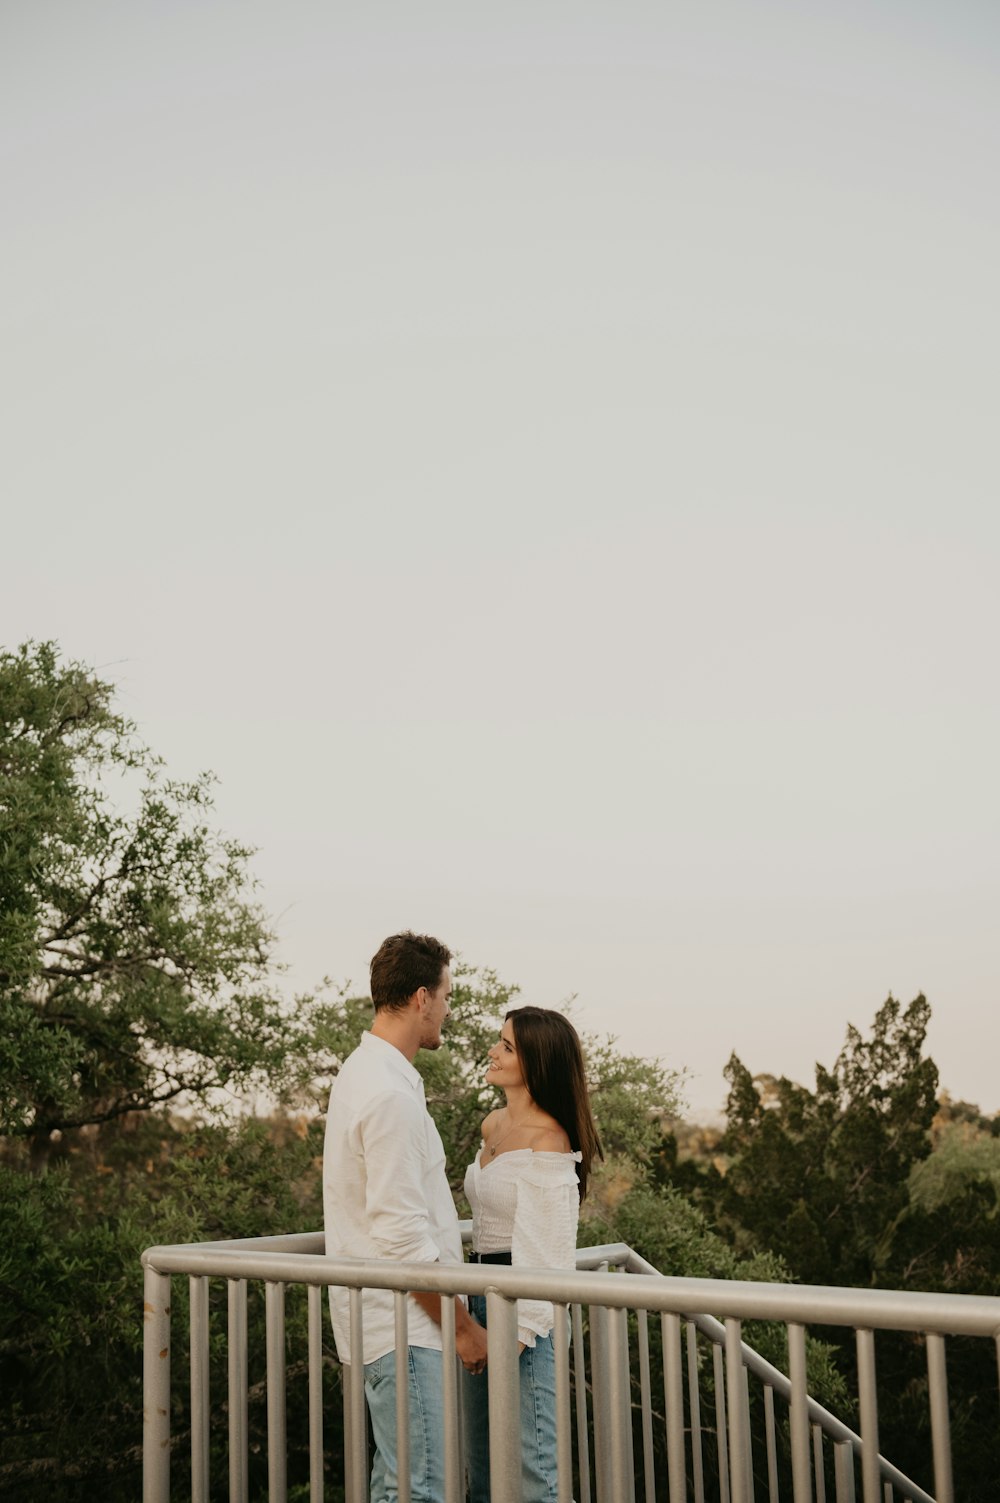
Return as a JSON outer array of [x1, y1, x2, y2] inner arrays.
[[488, 1113, 541, 1157]]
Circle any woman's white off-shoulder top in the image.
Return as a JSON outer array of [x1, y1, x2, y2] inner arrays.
[[464, 1147, 582, 1348]]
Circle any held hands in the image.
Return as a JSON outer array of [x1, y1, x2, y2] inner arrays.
[[453, 1306, 527, 1372], [456, 1318, 488, 1376]]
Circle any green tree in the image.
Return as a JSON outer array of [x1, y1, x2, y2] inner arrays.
[[662, 998, 1000, 1499], [0, 1112, 327, 1501], [716, 996, 939, 1286], [0, 642, 319, 1172]]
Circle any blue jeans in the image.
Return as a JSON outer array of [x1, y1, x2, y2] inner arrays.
[[363, 1344, 446, 1503], [463, 1293, 561, 1503]]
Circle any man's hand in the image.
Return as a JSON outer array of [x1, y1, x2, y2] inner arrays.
[[410, 1289, 488, 1374], [456, 1317, 488, 1375]]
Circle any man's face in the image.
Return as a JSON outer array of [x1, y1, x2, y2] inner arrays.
[[418, 965, 452, 1051]]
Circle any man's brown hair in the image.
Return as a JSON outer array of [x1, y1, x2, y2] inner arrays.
[[369, 931, 452, 1012]]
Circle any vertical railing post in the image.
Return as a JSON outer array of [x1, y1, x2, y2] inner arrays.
[[307, 1284, 324, 1503], [554, 1304, 574, 1503], [638, 1309, 656, 1503], [725, 1319, 749, 1503], [143, 1256, 171, 1503], [590, 1302, 611, 1498], [228, 1279, 249, 1503], [393, 1292, 412, 1503], [741, 1362, 754, 1498], [788, 1321, 812, 1503], [592, 1304, 635, 1502], [572, 1302, 593, 1503], [266, 1281, 287, 1503], [713, 1342, 732, 1503], [662, 1311, 687, 1503], [812, 1424, 827, 1503], [347, 1288, 368, 1503], [834, 1441, 857, 1503], [763, 1385, 779, 1503], [856, 1329, 880, 1503], [439, 1294, 462, 1503], [926, 1333, 954, 1503], [486, 1288, 522, 1503], [190, 1275, 210, 1503], [686, 1321, 706, 1503]]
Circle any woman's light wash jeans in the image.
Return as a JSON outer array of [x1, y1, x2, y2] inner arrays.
[[363, 1344, 447, 1503], [463, 1292, 562, 1503]]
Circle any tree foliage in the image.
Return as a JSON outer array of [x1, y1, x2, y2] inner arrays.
[[656, 996, 1000, 1500], [716, 995, 939, 1286], [0, 642, 319, 1169], [0, 1113, 324, 1500], [897, 1098, 1000, 1296]]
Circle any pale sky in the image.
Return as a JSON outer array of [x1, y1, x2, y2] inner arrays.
[[4, 0, 998, 1117]]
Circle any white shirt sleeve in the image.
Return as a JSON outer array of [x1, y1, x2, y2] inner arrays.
[[510, 1154, 581, 1348], [353, 1088, 441, 1264]]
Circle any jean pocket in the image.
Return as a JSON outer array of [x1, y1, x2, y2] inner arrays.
[[364, 1353, 390, 1389]]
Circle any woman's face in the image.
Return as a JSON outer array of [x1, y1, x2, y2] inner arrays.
[[485, 1019, 524, 1089]]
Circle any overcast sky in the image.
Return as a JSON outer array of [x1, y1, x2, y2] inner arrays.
[[5, 0, 998, 1116]]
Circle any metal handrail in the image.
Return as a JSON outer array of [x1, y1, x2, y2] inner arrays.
[[142, 1228, 1000, 1503], [621, 1248, 939, 1503], [143, 1236, 1000, 1337]]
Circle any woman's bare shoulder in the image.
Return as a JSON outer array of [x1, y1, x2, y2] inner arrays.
[[481, 1108, 501, 1137], [531, 1124, 572, 1154]]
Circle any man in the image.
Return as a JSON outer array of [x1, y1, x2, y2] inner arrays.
[[323, 931, 488, 1503]]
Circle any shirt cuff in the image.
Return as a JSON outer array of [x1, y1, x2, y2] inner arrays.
[[516, 1298, 554, 1345], [373, 1236, 442, 1265]]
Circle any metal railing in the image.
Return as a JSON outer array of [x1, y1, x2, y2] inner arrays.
[[141, 1228, 1000, 1503]]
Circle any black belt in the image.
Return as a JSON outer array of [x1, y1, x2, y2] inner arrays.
[[468, 1251, 512, 1265]]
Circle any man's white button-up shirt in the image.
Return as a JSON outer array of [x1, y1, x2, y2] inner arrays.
[[322, 1030, 463, 1365]]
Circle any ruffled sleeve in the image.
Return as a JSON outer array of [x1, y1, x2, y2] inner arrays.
[[510, 1152, 581, 1348]]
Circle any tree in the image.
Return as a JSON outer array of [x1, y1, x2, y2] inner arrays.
[[715, 996, 939, 1287], [0, 642, 318, 1171], [661, 997, 1000, 1498], [0, 1111, 326, 1500]]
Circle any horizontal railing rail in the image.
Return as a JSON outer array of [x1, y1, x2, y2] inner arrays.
[[142, 1228, 1000, 1503], [145, 1237, 1000, 1334]]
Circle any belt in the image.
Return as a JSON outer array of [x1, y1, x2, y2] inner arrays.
[[468, 1250, 512, 1265]]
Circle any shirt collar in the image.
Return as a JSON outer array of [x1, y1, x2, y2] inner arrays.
[[361, 1029, 423, 1091]]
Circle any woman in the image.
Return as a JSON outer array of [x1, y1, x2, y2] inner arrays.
[[463, 1006, 602, 1503]]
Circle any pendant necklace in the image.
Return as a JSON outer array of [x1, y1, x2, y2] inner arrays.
[[489, 1114, 537, 1157]]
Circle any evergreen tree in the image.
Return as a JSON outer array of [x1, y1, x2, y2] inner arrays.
[[718, 996, 938, 1286]]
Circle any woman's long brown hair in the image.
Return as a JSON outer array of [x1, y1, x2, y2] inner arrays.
[[507, 1006, 603, 1198]]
